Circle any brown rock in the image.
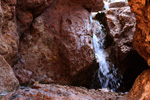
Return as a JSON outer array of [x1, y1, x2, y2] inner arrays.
[[14, 0, 94, 85], [70, 0, 104, 11], [121, 69, 150, 100], [105, 4, 136, 64], [109, 2, 128, 8], [92, 0, 104, 12], [0, 55, 19, 93], [2, 84, 123, 100], [0, 0, 19, 65], [128, 0, 150, 65]]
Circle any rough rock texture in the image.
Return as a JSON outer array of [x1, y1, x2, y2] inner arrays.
[[0, 55, 19, 93], [2, 84, 123, 100], [16, 0, 54, 35], [0, 0, 19, 66], [14, 0, 97, 85], [120, 69, 150, 100], [128, 0, 150, 65]]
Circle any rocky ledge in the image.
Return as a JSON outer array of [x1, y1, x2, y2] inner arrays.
[[2, 83, 124, 100]]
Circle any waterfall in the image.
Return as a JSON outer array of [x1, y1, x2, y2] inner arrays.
[[92, 12, 122, 91]]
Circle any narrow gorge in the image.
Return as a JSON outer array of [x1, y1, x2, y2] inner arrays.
[[0, 0, 150, 100]]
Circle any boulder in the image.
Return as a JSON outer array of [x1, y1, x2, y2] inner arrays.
[[2, 83, 123, 100], [0, 55, 19, 93], [14, 0, 94, 85], [128, 0, 150, 66]]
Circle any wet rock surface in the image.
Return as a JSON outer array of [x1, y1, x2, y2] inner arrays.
[[0, 55, 19, 93], [128, 0, 150, 65], [2, 84, 124, 100]]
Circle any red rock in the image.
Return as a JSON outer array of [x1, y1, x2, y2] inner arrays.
[[92, 0, 104, 12], [128, 0, 150, 65], [70, 0, 104, 11], [0, 55, 19, 93], [14, 0, 94, 85], [2, 84, 123, 100]]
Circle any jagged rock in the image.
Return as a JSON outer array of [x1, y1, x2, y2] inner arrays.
[[14, 0, 95, 85], [120, 69, 150, 100], [0, 55, 19, 93], [128, 0, 150, 66], [0, 0, 19, 66], [2, 84, 123, 100]]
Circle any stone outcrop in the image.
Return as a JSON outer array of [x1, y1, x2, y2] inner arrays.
[[121, 69, 150, 100], [0, 0, 19, 66], [128, 0, 150, 65], [0, 55, 19, 93], [2, 84, 123, 100]]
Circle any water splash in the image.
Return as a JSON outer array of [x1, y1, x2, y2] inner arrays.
[[92, 13, 122, 91]]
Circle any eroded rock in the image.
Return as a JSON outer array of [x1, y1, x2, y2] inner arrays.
[[0, 55, 19, 93]]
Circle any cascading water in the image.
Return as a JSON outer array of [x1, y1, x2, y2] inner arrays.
[[92, 3, 123, 91], [92, 20, 122, 91]]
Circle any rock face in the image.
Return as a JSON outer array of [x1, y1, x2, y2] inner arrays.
[[12, 0, 105, 85], [2, 84, 123, 100], [0, 0, 19, 66], [121, 69, 150, 100], [0, 55, 19, 93], [128, 0, 150, 65]]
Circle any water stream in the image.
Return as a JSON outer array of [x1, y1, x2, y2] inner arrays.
[[91, 0, 127, 91], [92, 21, 122, 91]]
